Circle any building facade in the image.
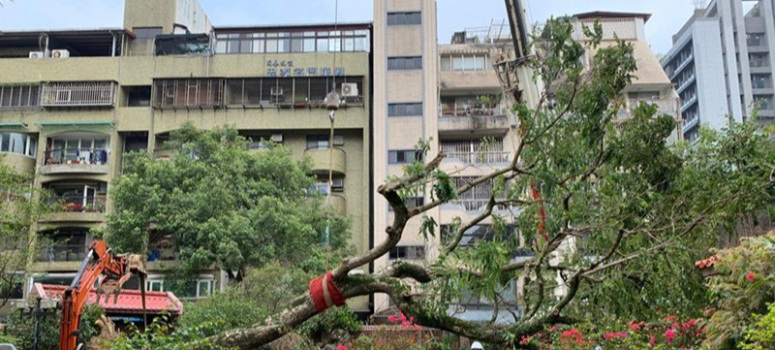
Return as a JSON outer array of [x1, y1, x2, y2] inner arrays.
[[0, 0, 372, 314], [663, 0, 775, 141], [372, 0, 538, 320]]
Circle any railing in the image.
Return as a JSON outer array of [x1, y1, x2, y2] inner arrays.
[[445, 151, 510, 164], [38, 244, 87, 262], [44, 148, 109, 165], [41, 82, 115, 107], [49, 194, 107, 213], [440, 103, 506, 117], [450, 199, 513, 212]]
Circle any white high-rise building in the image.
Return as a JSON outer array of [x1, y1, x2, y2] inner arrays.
[[663, 0, 775, 141]]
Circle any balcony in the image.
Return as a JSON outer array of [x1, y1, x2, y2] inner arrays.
[[41, 82, 116, 108], [41, 194, 106, 223], [445, 151, 510, 165], [325, 194, 347, 216], [305, 148, 347, 175], [37, 244, 87, 263], [441, 139, 510, 165], [40, 148, 109, 175]]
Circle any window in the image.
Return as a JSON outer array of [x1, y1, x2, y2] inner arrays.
[[441, 224, 521, 249], [388, 102, 423, 117], [388, 150, 423, 164], [124, 86, 152, 107], [133, 27, 163, 40], [197, 280, 214, 297], [311, 177, 345, 194], [306, 135, 344, 149], [452, 176, 507, 211], [146, 280, 164, 292], [214, 29, 369, 54], [440, 54, 490, 71], [389, 246, 426, 260], [225, 77, 364, 107], [752, 74, 772, 89], [0, 132, 36, 157], [388, 56, 423, 70], [387, 12, 422, 25], [152, 78, 224, 109], [748, 33, 765, 47], [0, 85, 40, 108], [46, 137, 109, 165], [41, 82, 115, 107], [750, 53, 770, 68]]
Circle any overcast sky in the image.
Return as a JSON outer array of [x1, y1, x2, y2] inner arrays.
[[0, 0, 702, 54]]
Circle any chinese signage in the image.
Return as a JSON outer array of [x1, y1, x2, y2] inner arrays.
[[266, 60, 345, 78]]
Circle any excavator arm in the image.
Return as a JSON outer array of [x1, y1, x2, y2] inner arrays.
[[59, 240, 146, 350]]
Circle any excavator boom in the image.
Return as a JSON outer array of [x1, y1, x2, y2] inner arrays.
[[59, 241, 146, 350]]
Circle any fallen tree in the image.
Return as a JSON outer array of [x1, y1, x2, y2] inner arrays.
[[208, 18, 775, 349]]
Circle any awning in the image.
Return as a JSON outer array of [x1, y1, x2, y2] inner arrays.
[[32, 283, 184, 316], [0, 122, 28, 128], [35, 121, 114, 128]]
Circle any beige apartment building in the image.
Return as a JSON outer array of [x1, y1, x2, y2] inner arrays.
[[372, 0, 538, 320], [0, 0, 372, 315]]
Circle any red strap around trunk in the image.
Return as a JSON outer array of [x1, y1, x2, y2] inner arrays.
[[309, 270, 346, 313]]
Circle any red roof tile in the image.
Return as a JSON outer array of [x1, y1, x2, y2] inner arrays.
[[32, 283, 184, 315]]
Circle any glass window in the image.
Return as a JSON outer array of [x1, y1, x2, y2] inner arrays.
[[304, 38, 316, 52], [343, 38, 355, 52], [388, 102, 423, 117], [388, 150, 423, 164], [291, 38, 304, 53], [133, 27, 163, 40], [215, 40, 227, 53], [266, 39, 278, 53], [0, 133, 8, 152], [252, 39, 264, 53], [328, 38, 341, 52], [278, 38, 290, 53], [197, 280, 213, 297], [354, 37, 366, 51], [452, 57, 464, 71], [317, 38, 329, 52]]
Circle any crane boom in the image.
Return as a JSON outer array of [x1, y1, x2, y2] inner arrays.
[[59, 240, 146, 350]]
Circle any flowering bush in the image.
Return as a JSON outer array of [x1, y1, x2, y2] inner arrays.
[[522, 316, 706, 349], [705, 232, 775, 349]]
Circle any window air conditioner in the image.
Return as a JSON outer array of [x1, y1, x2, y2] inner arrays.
[[341, 83, 358, 97], [29, 51, 46, 59], [270, 134, 283, 143], [52, 50, 70, 58]]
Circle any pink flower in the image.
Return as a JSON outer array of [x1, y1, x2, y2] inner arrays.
[[336, 345, 348, 350], [629, 321, 643, 332], [603, 332, 628, 341], [664, 328, 676, 343], [520, 335, 531, 345], [387, 316, 398, 323], [747, 272, 756, 281]]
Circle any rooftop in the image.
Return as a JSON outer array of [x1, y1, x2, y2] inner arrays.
[[573, 11, 652, 23], [32, 283, 184, 316]]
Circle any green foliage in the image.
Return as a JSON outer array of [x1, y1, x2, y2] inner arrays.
[[298, 306, 362, 343], [179, 262, 310, 331], [0, 159, 50, 306], [112, 316, 233, 350], [5, 304, 103, 350], [706, 232, 775, 349], [106, 124, 352, 283], [741, 303, 775, 350]]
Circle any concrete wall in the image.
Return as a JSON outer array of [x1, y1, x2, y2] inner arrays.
[[693, 20, 732, 131]]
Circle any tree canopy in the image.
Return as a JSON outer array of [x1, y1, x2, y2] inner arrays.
[[106, 124, 351, 284]]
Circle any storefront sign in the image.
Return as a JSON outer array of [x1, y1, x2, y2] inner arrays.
[[266, 60, 345, 77]]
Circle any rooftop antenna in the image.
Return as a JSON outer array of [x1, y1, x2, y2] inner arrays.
[[323, 0, 341, 246]]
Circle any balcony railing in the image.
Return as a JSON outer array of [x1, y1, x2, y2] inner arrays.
[[445, 151, 510, 164], [37, 244, 87, 262], [49, 194, 107, 213], [44, 148, 109, 166], [440, 103, 506, 117], [41, 82, 116, 107]]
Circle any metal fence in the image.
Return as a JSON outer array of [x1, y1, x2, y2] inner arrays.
[[37, 244, 87, 262], [441, 139, 509, 164], [49, 194, 107, 213], [41, 82, 115, 107]]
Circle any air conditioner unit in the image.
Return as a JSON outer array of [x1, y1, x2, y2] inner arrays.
[[51, 49, 70, 58], [341, 83, 358, 97], [29, 51, 46, 59], [270, 134, 283, 143]]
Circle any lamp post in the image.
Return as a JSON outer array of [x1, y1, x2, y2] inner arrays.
[[323, 89, 341, 246]]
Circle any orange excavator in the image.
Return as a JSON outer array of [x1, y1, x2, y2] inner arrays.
[[58, 240, 147, 350]]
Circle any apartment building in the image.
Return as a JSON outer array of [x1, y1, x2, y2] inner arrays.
[[0, 0, 372, 315], [372, 0, 538, 321], [662, 0, 775, 141], [571, 12, 684, 141]]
